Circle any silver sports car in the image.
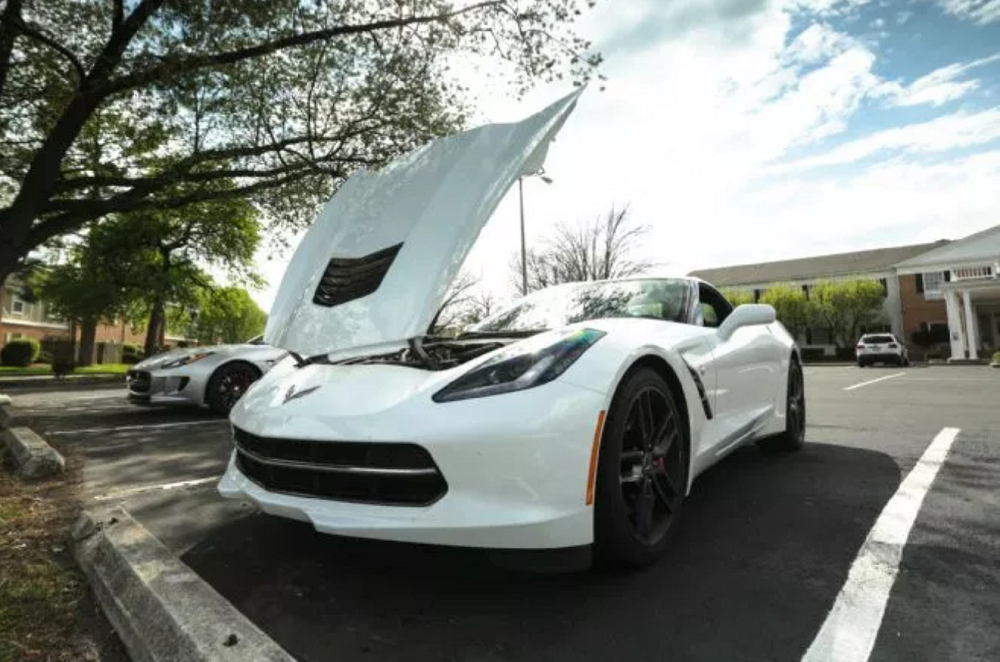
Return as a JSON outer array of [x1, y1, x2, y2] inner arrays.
[[126, 336, 287, 414]]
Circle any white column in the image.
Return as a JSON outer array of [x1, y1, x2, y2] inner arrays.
[[963, 290, 978, 359], [944, 290, 966, 360]]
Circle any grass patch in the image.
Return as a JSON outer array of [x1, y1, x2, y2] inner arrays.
[[0, 447, 125, 661], [0, 364, 128, 377], [73, 364, 128, 376]]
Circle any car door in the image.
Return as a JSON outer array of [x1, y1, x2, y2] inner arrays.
[[696, 284, 780, 456]]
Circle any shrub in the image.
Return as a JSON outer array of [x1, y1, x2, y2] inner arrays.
[[800, 347, 826, 363], [0, 338, 42, 367], [993, 351, 1000, 364], [121, 343, 144, 365]]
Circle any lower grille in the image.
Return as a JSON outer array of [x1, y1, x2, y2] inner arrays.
[[127, 370, 151, 393], [233, 427, 447, 506]]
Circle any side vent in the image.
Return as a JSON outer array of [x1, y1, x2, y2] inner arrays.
[[683, 361, 713, 420], [313, 243, 403, 307]]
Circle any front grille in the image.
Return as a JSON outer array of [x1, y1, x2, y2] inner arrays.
[[312, 243, 402, 307], [127, 370, 151, 393], [233, 427, 447, 506]]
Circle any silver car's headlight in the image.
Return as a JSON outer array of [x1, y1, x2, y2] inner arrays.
[[161, 351, 215, 369], [432, 328, 605, 403]]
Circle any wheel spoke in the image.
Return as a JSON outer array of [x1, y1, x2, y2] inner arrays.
[[651, 474, 674, 512], [635, 479, 655, 540], [637, 392, 654, 445], [657, 468, 679, 497], [652, 428, 678, 459]]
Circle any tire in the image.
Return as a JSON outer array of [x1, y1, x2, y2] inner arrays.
[[206, 361, 261, 415], [757, 358, 806, 453], [594, 368, 687, 568]]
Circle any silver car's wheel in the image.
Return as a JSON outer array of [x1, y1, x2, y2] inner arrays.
[[206, 362, 260, 415]]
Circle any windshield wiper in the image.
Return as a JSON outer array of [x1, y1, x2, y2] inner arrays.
[[456, 329, 547, 340]]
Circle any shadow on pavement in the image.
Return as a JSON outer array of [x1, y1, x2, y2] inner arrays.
[[182, 442, 901, 662]]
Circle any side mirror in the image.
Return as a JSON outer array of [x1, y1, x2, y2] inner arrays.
[[718, 304, 776, 340]]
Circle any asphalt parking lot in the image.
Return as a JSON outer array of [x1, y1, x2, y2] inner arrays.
[[10, 365, 1000, 662]]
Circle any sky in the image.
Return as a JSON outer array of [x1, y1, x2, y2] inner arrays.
[[250, 0, 1000, 312]]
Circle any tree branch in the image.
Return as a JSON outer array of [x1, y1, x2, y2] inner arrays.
[[0, 0, 24, 101], [0, 14, 86, 82], [112, 0, 124, 33], [104, 0, 503, 95], [28, 171, 312, 248]]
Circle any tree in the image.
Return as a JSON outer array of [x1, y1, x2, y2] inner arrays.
[[431, 270, 479, 334], [809, 279, 886, 347], [461, 291, 499, 326], [512, 206, 651, 294], [760, 283, 812, 341], [721, 288, 753, 306], [88, 194, 261, 354], [0, 0, 601, 282], [30, 234, 135, 365], [182, 286, 266, 345]]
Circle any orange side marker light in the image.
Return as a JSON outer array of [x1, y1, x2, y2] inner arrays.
[[585, 410, 607, 506]]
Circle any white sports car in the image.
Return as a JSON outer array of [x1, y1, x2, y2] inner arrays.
[[218, 91, 804, 567], [126, 337, 287, 414]]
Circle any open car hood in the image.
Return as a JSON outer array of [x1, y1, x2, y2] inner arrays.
[[264, 90, 583, 358]]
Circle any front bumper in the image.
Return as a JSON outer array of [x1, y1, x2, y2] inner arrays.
[[218, 380, 606, 550], [857, 352, 904, 363], [126, 369, 199, 405]]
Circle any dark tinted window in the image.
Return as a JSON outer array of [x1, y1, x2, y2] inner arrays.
[[862, 335, 895, 344]]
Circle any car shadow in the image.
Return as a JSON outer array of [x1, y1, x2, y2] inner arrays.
[[182, 441, 901, 662]]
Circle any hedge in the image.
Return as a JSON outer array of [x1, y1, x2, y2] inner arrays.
[[0, 338, 42, 367]]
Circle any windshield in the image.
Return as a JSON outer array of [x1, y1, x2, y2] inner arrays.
[[470, 279, 691, 334]]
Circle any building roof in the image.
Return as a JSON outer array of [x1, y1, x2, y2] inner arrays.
[[893, 224, 1000, 271], [689, 240, 950, 287]]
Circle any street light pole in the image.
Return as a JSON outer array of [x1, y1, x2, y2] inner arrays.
[[518, 170, 553, 296], [519, 177, 527, 296]]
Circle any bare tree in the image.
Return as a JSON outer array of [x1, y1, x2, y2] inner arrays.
[[511, 206, 651, 295], [461, 291, 499, 326], [431, 270, 480, 333]]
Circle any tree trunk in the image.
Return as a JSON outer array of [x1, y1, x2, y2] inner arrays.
[[77, 318, 97, 366], [144, 300, 165, 356]]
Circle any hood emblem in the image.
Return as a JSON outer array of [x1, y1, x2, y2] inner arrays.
[[283, 384, 320, 404]]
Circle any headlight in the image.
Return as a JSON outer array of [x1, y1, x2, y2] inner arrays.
[[433, 328, 605, 403], [161, 351, 215, 369]]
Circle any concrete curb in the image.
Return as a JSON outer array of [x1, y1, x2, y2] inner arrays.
[[73, 509, 296, 662], [0, 402, 28, 429], [0, 374, 125, 390], [1, 426, 64, 478], [0, 393, 10, 406]]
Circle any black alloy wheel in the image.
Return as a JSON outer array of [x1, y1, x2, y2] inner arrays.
[[758, 358, 806, 453], [207, 362, 260, 415], [595, 368, 687, 568]]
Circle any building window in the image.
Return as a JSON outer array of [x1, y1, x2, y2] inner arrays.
[[921, 272, 945, 300], [10, 296, 25, 315], [879, 278, 888, 297]]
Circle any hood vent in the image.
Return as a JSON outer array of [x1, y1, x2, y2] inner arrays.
[[313, 243, 403, 307]]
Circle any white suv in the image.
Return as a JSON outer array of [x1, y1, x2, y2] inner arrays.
[[856, 333, 909, 367]]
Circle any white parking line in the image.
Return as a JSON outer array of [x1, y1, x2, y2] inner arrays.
[[801, 427, 960, 662], [47, 419, 227, 436], [843, 372, 906, 391], [92, 475, 222, 501]]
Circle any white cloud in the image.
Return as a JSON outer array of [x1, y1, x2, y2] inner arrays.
[[878, 53, 1000, 107], [896, 10, 913, 24], [248, 0, 1000, 310], [767, 109, 1000, 172], [938, 0, 1000, 24]]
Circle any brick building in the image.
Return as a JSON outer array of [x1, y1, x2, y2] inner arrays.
[[0, 276, 184, 362], [689, 224, 1000, 360]]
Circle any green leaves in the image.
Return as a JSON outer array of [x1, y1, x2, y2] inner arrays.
[[1, 0, 602, 276]]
